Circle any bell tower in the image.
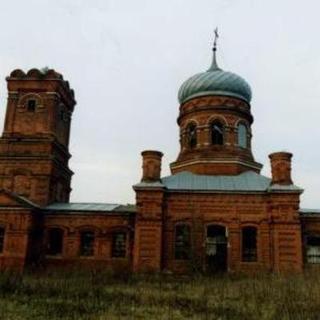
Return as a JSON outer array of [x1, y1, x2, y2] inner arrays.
[[0, 68, 76, 205], [171, 31, 262, 175]]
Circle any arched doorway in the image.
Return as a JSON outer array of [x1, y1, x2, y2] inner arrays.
[[205, 225, 228, 272]]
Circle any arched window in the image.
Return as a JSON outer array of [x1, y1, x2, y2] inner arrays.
[[112, 232, 127, 258], [186, 123, 197, 149], [242, 227, 257, 262], [0, 227, 5, 253], [47, 228, 63, 255], [175, 224, 191, 260], [211, 121, 224, 145], [238, 123, 248, 148], [306, 236, 320, 264], [80, 231, 95, 256]]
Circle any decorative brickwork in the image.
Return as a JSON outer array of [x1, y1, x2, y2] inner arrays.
[[170, 95, 262, 175]]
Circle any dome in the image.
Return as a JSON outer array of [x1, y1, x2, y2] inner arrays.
[[178, 51, 252, 104]]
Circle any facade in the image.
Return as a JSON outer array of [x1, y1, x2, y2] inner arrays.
[[0, 47, 319, 273]]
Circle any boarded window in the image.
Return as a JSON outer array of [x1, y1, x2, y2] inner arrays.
[[306, 236, 320, 264], [186, 123, 197, 149], [211, 121, 224, 145], [47, 228, 63, 255], [0, 227, 4, 253], [242, 227, 257, 262], [112, 232, 127, 258], [27, 99, 36, 112], [80, 231, 95, 256], [238, 124, 247, 148], [175, 224, 191, 260]]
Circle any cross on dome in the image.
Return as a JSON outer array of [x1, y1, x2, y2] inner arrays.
[[208, 27, 221, 71]]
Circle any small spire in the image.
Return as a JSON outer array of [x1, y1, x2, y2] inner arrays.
[[208, 27, 221, 71]]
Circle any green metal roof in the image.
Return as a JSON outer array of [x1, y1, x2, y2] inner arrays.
[[159, 171, 302, 193], [178, 69, 252, 104], [300, 209, 320, 217], [45, 203, 136, 214], [178, 49, 252, 104]]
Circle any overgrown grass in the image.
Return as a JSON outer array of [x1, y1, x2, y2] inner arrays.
[[0, 269, 319, 319]]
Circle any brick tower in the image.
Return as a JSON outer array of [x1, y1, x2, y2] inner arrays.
[[170, 39, 262, 175], [0, 68, 76, 206]]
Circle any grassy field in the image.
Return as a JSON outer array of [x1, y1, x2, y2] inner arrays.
[[0, 270, 319, 320]]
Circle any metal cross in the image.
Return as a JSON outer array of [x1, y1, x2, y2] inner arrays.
[[213, 28, 219, 51]]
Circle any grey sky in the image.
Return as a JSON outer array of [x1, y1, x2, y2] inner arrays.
[[0, 0, 319, 208]]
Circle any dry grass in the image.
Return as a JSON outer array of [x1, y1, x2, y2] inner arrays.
[[0, 270, 319, 319]]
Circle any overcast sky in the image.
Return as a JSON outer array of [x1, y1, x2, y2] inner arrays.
[[0, 0, 319, 208]]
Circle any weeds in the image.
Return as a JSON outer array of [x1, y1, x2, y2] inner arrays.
[[0, 270, 319, 319]]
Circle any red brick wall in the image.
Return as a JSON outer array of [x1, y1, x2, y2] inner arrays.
[[0, 208, 34, 271], [43, 213, 134, 271], [133, 189, 164, 272], [160, 191, 302, 274], [171, 95, 262, 175], [0, 69, 75, 205]]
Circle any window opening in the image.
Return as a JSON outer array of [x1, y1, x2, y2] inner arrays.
[[47, 228, 63, 255], [112, 232, 127, 258], [306, 236, 320, 263], [80, 231, 95, 256], [175, 224, 191, 260], [238, 124, 247, 148], [242, 227, 257, 262], [211, 121, 224, 145], [27, 99, 36, 112], [187, 124, 197, 149], [206, 225, 228, 272]]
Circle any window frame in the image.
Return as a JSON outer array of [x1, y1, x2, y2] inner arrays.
[[111, 232, 127, 258], [306, 235, 320, 264], [210, 120, 224, 146], [242, 226, 258, 262], [186, 123, 197, 149], [27, 99, 37, 112], [80, 230, 95, 257], [237, 123, 248, 148], [174, 223, 191, 260], [47, 228, 64, 256]]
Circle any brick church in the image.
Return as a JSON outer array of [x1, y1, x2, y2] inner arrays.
[[0, 40, 319, 274]]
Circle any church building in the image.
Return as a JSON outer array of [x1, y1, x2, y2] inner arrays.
[[0, 39, 319, 273]]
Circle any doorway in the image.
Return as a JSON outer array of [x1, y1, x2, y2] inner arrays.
[[206, 225, 228, 272]]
